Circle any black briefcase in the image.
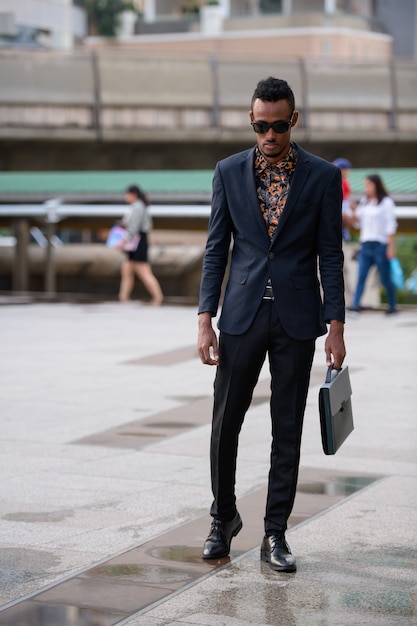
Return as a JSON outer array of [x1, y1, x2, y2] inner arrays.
[[319, 365, 354, 455]]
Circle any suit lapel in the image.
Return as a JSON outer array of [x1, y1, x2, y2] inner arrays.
[[240, 149, 270, 245], [271, 148, 312, 245]]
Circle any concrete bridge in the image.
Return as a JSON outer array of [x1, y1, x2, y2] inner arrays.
[[1, 50, 417, 169]]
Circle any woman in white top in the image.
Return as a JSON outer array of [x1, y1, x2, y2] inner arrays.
[[350, 174, 397, 314], [118, 185, 163, 305]]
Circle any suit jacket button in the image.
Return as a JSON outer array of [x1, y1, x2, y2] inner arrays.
[[268, 252, 275, 259]]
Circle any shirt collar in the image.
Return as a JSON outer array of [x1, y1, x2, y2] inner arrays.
[[255, 142, 298, 172]]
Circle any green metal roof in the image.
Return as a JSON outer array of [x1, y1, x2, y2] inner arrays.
[[349, 169, 417, 196], [0, 168, 416, 197], [0, 171, 214, 196]]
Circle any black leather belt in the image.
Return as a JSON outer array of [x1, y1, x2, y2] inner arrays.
[[263, 284, 274, 300]]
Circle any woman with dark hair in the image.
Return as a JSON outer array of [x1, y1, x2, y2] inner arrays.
[[350, 174, 397, 314], [118, 185, 163, 305]]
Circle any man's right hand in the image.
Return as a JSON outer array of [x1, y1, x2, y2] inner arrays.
[[198, 312, 219, 365]]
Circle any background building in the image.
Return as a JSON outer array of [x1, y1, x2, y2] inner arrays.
[[0, 0, 416, 170], [1, 0, 416, 57], [136, 0, 416, 59], [0, 0, 86, 50]]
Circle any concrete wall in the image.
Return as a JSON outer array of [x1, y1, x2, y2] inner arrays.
[[1, 50, 417, 169], [0, 239, 205, 301], [1, 51, 416, 134]]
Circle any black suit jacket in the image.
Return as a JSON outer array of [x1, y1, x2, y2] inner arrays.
[[198, 144, 345, 340]]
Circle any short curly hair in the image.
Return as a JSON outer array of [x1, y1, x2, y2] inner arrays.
[[251, 77, 295, 111]]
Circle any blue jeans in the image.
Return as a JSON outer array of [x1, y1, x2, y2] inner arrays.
[[353, 241, 397, 310]]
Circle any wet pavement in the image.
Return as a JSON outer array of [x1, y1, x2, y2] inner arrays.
[[0, 298, 416, 625]]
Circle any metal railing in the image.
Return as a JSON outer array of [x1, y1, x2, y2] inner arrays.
[[1, 201, 416, 294]]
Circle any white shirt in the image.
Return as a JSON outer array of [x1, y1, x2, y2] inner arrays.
[[356, 196, 397, 244]]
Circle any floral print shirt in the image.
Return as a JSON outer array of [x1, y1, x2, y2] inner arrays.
[[254, 142, 298, 239]]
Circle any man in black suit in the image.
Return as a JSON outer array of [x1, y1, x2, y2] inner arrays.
[[198, 77, 346, 572]]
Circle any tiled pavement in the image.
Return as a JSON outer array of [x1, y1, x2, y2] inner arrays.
[[0, 299, 416, 625]]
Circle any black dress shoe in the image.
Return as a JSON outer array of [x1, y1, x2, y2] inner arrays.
[[202, 512, 242, 559], [260, 534, 296, 572]]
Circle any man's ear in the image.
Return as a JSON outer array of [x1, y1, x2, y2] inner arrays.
[[291, 111, 299, 127]]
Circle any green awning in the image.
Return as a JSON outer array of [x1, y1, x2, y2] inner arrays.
[[0, 168, 416, 198], [0, 171, 214, 196], [349, 169, 417, 196]]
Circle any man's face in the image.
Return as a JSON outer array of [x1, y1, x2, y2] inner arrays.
[[249, 98, 298, 164]]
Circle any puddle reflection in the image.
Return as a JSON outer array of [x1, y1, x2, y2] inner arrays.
[[91, 563, 193, 584], [297, 476, 377, 497], [149, 545, 205, 564], [0, 604, 126, 626]]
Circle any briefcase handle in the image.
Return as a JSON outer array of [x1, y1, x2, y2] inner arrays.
[[325, 364, 342, 384]]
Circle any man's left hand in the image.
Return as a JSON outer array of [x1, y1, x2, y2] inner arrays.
[[325, 320, 346, 369]]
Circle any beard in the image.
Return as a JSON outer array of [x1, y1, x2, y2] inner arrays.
[[259, 140, 289, 163]]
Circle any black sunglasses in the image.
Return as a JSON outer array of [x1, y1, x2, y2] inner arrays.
[[251, 113, 295, 135]]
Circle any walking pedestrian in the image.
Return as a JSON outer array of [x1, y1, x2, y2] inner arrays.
[[118, 185, 163, 306], [349, 174, 398, 315]]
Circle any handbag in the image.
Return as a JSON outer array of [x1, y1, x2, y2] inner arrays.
[[319, 365, 354, 455], [106, 225, 140, 251], [390, 257, 404, 290], [123, 234, 141, 251]]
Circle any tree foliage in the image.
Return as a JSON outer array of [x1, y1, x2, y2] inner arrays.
[[83, 0, 137, 37]]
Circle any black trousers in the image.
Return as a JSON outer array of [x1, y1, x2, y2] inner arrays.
[[209, 299, 315, 534]]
